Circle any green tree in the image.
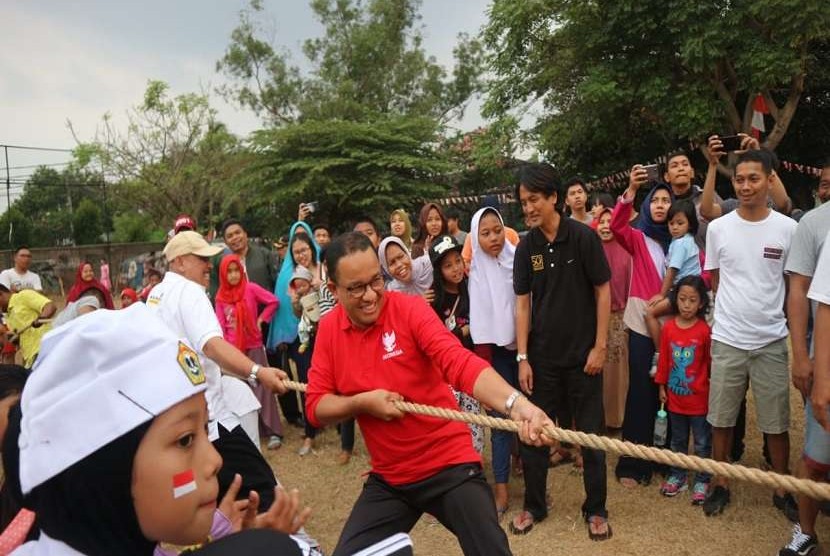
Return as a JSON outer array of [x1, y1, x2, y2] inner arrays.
[[218, 0, 486, 229], [9, 165, 106, 247], [249, 116, 451, 234], [483, 0, 830, 176], [73, 198, 104, 245], [0, 208, 33, 250], [72, 80, 252, 232], [217, 0, 483, 124], [111, 211, 162, 243]]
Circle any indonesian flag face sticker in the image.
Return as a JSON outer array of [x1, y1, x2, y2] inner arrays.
[[172, 469, 197, 499]]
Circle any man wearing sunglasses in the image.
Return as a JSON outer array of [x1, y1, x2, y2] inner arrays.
[[306, 232, 554, 556]]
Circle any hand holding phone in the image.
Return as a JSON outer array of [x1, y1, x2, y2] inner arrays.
[[642, 164, 660, 183], [718, 135, 743, 152]]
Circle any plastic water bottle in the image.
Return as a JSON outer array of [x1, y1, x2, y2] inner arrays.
[[653, 404, 668, 447]]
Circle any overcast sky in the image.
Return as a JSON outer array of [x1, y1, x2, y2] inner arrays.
[[0, 0, 493, 210]]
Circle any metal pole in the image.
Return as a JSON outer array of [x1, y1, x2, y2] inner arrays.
[[4, 146, 11, 247]]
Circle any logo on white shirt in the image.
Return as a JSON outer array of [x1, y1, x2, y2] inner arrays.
[[382, 331, 404, 360]]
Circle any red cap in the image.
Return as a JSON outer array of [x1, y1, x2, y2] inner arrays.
[[120, 288, 138, 302], [173, 214, 196, 234]]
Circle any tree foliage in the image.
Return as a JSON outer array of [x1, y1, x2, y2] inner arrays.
[[249, 116, 451, 234], [483, 0, 830, 176], [217, 0, 483, 124], [72, 80, 253, 232], [3, 166, 106, 247]]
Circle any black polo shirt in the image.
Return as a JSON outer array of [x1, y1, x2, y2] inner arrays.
[[513, 217, 610, 368]]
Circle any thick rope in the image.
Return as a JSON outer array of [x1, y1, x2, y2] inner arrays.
[[282, 379, 830, 501]]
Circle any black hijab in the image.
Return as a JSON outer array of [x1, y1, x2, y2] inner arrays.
[[27, 422, 155, 556]]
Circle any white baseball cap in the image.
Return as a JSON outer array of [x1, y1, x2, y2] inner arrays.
[[19, 303, 208, 494], [164, 230, 223, 262]]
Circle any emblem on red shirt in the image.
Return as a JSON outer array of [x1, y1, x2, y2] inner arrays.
[[382, 331, 404, 360], [382, 331, 397, 353]]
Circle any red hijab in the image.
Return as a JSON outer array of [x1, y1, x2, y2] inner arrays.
[[215, 255, 257, 349], [66, 262, 114, 309]]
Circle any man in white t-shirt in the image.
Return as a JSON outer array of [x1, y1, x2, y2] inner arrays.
[[0, 247, 42, 292], [147, 231, 289, 511], [809, 230, 830, 430], [777, 169, 830, 555], [703, 150, 797, 518]]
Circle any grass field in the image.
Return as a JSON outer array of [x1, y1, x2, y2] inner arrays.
[[264, 386, 829, 556]]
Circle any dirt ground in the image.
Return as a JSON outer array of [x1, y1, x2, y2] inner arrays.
[[264, 385, 829, 556]]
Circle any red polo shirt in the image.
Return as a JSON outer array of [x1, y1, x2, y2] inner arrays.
[[306, 291, 488, 485]]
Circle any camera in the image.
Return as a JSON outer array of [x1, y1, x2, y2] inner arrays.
[[304, 201, 319, 214]]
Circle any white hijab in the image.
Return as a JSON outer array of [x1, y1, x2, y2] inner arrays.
[[468, 207, 516, 347], [378, 236, 433, 296]]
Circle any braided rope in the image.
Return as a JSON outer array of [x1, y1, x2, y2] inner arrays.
[[282, 379, 830, 501]]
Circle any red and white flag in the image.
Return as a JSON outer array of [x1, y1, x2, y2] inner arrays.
[[172, 469, 197, 499], [751, 94, 768, 139]]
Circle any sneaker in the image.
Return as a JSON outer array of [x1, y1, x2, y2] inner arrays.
[[703, 485, 730, 516], [649, 352, 659, 378], [778, 523, 818, 556], [660, 475, 688, 497], [774, 492, 800, 523], [298, 444, 312, 456], [691, 481, 708, 505], [266, 435, 282, 450]]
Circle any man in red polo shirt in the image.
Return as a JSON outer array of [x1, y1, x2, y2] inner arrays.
[[306, 232, 553, 556]]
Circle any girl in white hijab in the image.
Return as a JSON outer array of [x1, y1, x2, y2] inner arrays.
[[468, 207, 518, 519], [378, 236, 433, 296]]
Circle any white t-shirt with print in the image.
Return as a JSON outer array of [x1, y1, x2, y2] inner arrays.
[[705, 209, 796, 350], [0, 269, 42, 292], [146, 271, 239, 441]]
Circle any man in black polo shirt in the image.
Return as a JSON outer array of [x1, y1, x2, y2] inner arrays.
[[510, 162, 612, 540]]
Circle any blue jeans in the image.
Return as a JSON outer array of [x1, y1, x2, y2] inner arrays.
[[486, 345, 518, 484], [669, 412, 711, 484]]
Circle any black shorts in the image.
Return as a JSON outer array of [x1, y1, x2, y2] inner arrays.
[[214, 424, 277, 511]]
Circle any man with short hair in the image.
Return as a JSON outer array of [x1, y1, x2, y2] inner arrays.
[[147, 230, 289, 511], [313, 224, 332, 248], [353, 217, 380, 249], [563, 178, 593, 225], [703, 150, 797, 517], [0, 247, 43, 293], [307, 232, 554, 556], [445, 207, 468, 245], [222, 219, 279, 293], [776, 159, 830, 556], [818, 160, 830, 205], [511, 163, 612, 540]]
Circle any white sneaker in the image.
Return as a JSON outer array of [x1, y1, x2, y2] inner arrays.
[[266, 435, 282, 450]]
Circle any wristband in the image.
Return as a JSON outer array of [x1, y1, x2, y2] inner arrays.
[[505, 390, 524, 415], [515, 353, 528, 363], [247, 364, 261, 388]]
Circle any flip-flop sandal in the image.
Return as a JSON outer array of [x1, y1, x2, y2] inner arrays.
[[509, 511, 535, 535], [548, 448, 574, 468], [496, 506, 509, 522], [587, 515, 613, 541]]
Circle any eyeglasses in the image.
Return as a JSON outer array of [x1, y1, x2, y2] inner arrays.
[[342, 274, 385, 299]]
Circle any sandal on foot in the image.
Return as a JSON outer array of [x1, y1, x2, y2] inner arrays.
[[509, 511, 535, 535], [618, 477, 640, 489], [587, 515, 612, 541], [496, 506, 509, 522], [548, 448, 574, 468]]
